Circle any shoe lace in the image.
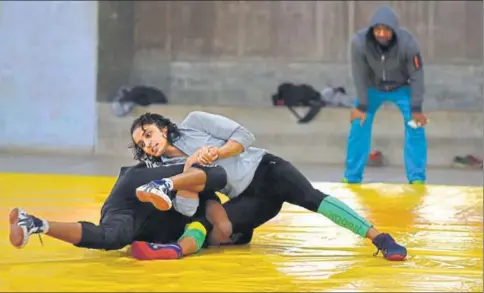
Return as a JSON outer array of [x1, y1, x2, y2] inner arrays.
[[373, 234, 390, 256], [38, 234, 44, 247], [373, 246, 389, 257], [20, 214, 45, 247]]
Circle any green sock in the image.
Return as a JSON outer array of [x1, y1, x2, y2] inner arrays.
[[317, 195, 372, 238]]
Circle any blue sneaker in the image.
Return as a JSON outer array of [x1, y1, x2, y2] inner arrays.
[[136, 179, 174, 211], [372, 233, 407, 261], [9, 208, 47, 248]]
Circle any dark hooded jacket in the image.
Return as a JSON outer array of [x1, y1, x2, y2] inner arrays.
[[350, 5, 425, 113]]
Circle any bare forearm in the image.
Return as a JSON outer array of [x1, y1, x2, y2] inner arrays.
[[205, 199, 232, 244], [217, 140, 244, 160], [205, 199, 229, 226]]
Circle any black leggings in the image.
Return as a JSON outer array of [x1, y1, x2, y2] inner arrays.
[[246, 153, 327, 211], [223, 153, 328, 242], [77, 209, 191, 251]]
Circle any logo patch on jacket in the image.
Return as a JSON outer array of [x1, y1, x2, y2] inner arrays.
[[413, 53, 422, 70]]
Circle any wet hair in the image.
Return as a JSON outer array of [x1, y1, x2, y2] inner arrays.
[[129, 112, 182, 161]]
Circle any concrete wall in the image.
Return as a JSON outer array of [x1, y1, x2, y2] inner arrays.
[[0, 1, 98, 150], [133, 1, 483, 63], [96, 104, 483, 167], [99, 1, 483, 111], [97, 0, 484, 166], [0, 1, 481, 165], [96, 2, 134, 105]]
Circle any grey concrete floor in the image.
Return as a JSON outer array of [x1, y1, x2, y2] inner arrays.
[[0, 152, 482, 186]]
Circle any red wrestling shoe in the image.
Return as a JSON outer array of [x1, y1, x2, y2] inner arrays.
[[131, 241, 183, 260]]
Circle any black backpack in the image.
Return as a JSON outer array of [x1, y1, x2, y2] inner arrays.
[[271, 83, 326, 124], [118, 85, 168, 106], [112, 85, 168, 117]]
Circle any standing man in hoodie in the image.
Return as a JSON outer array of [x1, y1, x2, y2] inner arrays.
[[343, 5, 428, 184]]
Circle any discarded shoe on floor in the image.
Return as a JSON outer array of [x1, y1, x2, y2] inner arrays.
[[452, 154, 483, 169], [367, 150, 384, 167]]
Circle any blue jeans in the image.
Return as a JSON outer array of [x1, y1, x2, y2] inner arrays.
[[344, 87, 427, 183]]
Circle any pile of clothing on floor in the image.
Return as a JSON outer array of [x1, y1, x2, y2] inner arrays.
[[271, 82, 352, 124]]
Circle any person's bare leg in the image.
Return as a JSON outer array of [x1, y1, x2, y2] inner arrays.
[[9, 208, 82, 248], [45, 222, 82, 244], [168, 168, 206, 192], [366, 227, 380, 240], [178, 236, 198, 256]]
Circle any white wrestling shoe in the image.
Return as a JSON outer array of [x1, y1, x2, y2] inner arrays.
[[9, 208, 47, 248], [136, 180, 174, 211]]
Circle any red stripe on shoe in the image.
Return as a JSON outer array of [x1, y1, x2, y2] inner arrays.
[[131, 241, 180, 260]]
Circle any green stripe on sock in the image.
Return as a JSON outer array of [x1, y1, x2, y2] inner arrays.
[[317, 196, 372, 238]]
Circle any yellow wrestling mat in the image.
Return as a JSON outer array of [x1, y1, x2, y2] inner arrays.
[[0, 173, 482, 292]]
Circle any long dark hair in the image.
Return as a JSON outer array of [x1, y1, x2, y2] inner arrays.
[[129, 112, 181, 161]]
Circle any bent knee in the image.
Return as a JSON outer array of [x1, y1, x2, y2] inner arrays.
[[190, 164, 227, 191], [174, 195, 200, 217]]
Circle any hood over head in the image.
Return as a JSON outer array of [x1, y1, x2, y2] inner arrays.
[[369, 5, 399, 32]]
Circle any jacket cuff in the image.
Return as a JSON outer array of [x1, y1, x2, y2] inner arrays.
[[230, 129, 255, 150], [411, 105, 422, 113], [357, 104, 367, 112]]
